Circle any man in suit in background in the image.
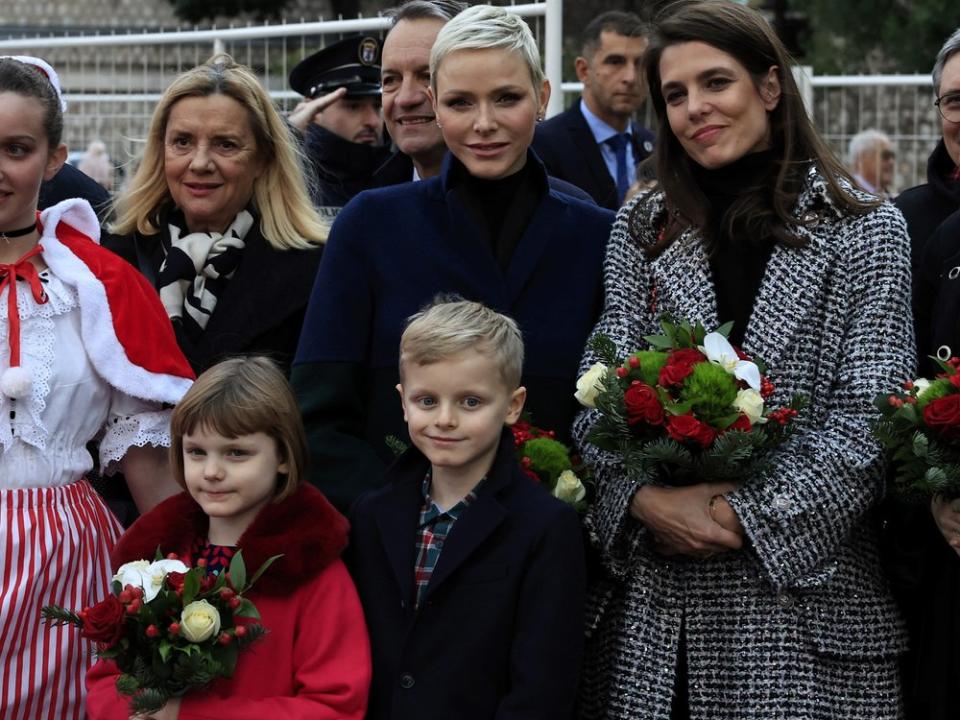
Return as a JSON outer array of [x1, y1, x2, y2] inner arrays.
[[533, 11, 654, 210]]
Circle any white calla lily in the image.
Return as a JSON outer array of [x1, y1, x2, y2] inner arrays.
[[701, 332, 761, 391]]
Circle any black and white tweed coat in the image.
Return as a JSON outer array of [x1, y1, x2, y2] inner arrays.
[[574, 167, 914, 720]]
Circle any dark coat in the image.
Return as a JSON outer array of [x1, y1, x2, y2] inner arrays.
[[895, 139, 960, 275], [305, 124, 392, 222], [104, 219, 322, 373], [39, 163, 111, 214], [532, 101, 654, 210], [347, 430, 585, 720], [367, 148, 595, 203], [291, 151, 613, 512], [369, 150, 416, 188]]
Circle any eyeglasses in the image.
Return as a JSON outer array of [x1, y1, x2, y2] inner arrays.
[[935, 92, 960, 123]]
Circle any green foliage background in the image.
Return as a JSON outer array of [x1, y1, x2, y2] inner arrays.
[[796, 0, 960, 74]]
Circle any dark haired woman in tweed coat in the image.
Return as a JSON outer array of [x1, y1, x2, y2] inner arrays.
[[573, 3, 913, 719]]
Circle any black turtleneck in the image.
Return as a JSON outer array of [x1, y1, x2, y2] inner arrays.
[[448, 156, 547, 272], [689, 150, 777, 346]]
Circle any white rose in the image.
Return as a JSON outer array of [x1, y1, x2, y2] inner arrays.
[[733, 388, 766, 425], [575, 362, 608, 408], [553, 470, 586, 505], [180, 600, 222, 643], [913, 378, 932, 395], [113, 558, 189, 602]]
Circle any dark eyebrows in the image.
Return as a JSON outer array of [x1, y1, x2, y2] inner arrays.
[[661, 66, 735, 92]]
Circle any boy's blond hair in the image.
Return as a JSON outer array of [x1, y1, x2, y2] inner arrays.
[[399, 299, 524, 388], [169, 356, 308, 502]]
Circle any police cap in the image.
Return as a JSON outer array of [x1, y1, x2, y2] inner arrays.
[[289, 35, 382, 99]]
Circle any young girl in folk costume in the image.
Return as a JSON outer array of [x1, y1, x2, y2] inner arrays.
[[86, 356, 371, 720], [0, 57, 194, 720]]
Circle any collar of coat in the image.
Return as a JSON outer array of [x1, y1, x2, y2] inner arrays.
[[111, 484, 349, 595], [631, 162, 861, 244]]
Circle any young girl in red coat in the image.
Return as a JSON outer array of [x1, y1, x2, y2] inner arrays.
[[86, 356, 371, 720]]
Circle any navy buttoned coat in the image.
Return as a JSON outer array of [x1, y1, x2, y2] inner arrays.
[[347, 430, 586, 720], [292, 152, 613, 512]]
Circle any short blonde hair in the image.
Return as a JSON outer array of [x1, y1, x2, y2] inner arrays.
[[399, 299, 524, 389], [430, 4, 544, 93], [111, 54, 326, 249], [169, 356, 308, 502]]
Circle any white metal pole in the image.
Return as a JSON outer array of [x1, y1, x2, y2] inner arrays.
[[544, 0, 563, 117]]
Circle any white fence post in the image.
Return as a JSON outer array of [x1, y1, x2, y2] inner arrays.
[[544, 0, 563, 117]]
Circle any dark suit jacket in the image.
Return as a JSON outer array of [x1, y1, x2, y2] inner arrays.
[[347, 430, 586, 720], [291, 151, 613, 512], [533, 100, 654, 210], [104, 220, 322, 373]]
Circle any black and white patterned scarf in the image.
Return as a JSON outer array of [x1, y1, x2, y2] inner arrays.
[[156, 209, 254, 336]]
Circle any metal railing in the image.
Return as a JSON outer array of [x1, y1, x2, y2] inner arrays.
[[0, 11, 944, 194], [0, 1, 560, 190], [802, 72, 938, 191]]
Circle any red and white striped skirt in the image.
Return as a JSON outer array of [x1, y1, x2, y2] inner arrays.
[[0, 479, 122, 720]]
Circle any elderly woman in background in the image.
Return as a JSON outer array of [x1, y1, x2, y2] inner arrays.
[[575, 2, 912, 718], [292, 3, 613, 513], [108, 55, 327, 372]]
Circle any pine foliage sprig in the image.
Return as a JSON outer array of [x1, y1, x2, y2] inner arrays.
[[40, 606, 83, 627]]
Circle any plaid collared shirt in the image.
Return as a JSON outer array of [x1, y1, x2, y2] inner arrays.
[[412, 472, 481, 609]]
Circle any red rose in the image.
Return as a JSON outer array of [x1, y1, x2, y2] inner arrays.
[[671, 348, 706, 365], [726, 414, 752, 433], [659, 363, 694, 387], [166, 571, 186, 593], [950, 373, 960, 389], [658, 348, 705, 387], [666, 413, 718, 448], [79, 595, 125, 647], [624, 382, 664, 426], [923, 395, 960, 439]]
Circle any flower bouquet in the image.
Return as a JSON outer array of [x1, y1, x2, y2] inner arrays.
[[872, 357, 960, 499], [576, 317, 805, 484], [42, 551, 278, 714], [512, 418, 589, 511]]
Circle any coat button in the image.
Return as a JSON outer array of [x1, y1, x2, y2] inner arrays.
[[772, 495, 791, 512], [400, 673, 415, 689], [776, 592, 794, 608]]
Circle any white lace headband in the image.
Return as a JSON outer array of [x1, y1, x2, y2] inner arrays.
[[0, 55, 68, 112]]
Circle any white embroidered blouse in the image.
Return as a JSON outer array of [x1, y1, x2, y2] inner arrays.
[[0, 270, 171, 489]]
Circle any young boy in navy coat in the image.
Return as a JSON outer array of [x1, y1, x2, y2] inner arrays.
[[348, 300, 586, 720]]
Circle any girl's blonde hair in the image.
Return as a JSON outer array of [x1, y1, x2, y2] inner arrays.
[[169, 356, 308, 502], [111, 54, 327, 249]]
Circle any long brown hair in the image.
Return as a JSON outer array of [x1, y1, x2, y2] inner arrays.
[[636, 0, 877, 256]]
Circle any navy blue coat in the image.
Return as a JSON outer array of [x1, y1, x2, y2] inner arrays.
[[533, 101, 654, 211], [292, 151, 613, 512], [347, 430, 586, 720]]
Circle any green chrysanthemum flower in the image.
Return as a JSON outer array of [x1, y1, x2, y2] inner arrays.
[[917, 378, 954, 409], [631, 350, 669, 387], [522, 437, 573, 484], [679, 362, 738, 422]]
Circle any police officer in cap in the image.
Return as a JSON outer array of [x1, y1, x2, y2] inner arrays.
[[289, 35, 391, 221]]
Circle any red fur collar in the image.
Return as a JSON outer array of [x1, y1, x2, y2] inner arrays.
[[112, 484, 349, 595]]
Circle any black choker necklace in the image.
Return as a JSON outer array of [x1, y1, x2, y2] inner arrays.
[[0, 222, 38, 243]]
